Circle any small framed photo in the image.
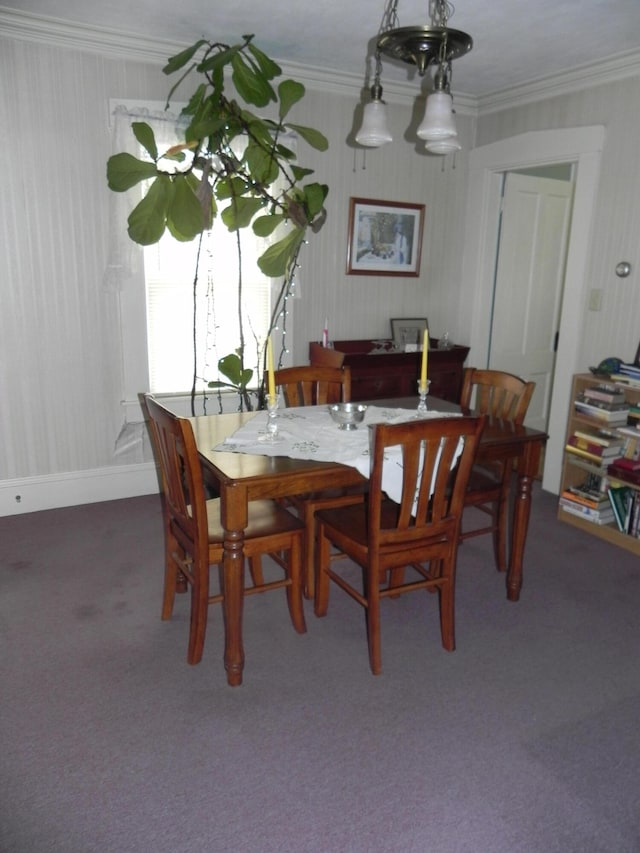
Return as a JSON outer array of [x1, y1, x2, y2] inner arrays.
[[346, 197, 425, 277], [390, 318, 429, 351]]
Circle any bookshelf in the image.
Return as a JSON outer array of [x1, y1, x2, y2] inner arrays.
[[558, 373, 640, 556]]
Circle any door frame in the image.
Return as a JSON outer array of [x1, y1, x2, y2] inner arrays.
[[460, 126, 606, 494]]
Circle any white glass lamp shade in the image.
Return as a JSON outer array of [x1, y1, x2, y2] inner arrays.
[[417, 92, 457, 141], [356, 99, 393, 147], [425, 135, 462, 154]]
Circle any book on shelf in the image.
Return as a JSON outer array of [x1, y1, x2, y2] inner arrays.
[[566, 434, 623, 458], [607, 463, 640, 486], [558, 497, 615, 525], [608, 456, 640, 472], [573, 426, 625, 446], [560, 488, 609, 510], [564, 443, 611, 466], [573, 397, 630, 424], [607, 485, 634, 532], [610, 372, 640, 389], [582, 383, 626, 404]]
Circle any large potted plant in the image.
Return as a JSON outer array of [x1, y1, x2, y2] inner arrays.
[[107, 34, 328, 411]]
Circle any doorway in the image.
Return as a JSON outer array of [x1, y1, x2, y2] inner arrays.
[[487, 166, 574, 434], [460, 126, 605, 494]]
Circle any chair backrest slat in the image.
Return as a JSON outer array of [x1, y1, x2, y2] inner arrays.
[[367, 416, 485, 554], [460, 368, 535, 425], [275, 365, 351, 407]]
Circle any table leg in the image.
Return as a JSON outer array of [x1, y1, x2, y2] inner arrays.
[[220, 486, 248, 686], [507, 439, 542, 601]]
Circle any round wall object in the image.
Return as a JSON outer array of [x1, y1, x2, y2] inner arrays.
[[615, 261, 631, 277]]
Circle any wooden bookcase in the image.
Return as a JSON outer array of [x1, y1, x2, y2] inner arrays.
[[558, 372, 640, 556]]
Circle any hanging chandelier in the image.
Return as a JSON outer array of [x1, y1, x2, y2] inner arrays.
[[355, 0, 472, 154]]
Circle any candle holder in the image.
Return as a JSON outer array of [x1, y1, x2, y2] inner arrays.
[[416, 380, 431, 416], [259, 393, 282, 443]]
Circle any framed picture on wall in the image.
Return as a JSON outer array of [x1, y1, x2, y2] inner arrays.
[[346, 197, 425, 277], [390, 317, 429, 350]]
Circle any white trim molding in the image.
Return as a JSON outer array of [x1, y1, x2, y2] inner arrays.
[[0, 463, 159, 517]]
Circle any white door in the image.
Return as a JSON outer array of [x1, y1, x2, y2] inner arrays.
[[488, 172, 574, 433]]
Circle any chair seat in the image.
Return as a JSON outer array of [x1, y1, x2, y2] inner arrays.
[[204, 498, 303, 543]]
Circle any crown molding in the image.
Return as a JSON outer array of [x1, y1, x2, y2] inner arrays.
[[477, 48, 640, 114], [2, 6, 640, 119]]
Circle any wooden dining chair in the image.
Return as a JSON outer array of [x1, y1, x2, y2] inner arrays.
[[459, 367, 536, 572], [274, 364, 367, 599], [144, 394, 306, 669], [274, 364, 351, 407], [314, 415, 485, 675]]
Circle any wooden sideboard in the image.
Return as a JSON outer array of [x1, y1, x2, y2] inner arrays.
[[309, 339, 470, 403]]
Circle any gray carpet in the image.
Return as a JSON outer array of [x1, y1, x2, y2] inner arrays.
[[1, 487, 639, 853]]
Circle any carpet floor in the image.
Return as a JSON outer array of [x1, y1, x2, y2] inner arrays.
[[1, 486, 639, 852]]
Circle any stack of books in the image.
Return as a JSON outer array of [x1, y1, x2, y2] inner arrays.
[[610, 363, 640, 389], [559, 480, 615, 525], [574, 384, 630, 424], [564, 426, 625, 468]]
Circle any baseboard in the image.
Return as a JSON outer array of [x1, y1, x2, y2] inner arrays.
[[0, 462, 160, 517]]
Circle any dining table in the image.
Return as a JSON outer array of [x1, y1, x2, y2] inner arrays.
[[191, 395, 547, 685]]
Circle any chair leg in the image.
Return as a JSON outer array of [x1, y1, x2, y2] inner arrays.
[[248, 556, 265, 587], [494, 477, 512, 572], [285, 536, 307, 634], [162, 531, 181, 620], [366, 571, 382, 675], [314, 523, 331, 617], [303, 503, 316, 600], [438, 567, 456, 653], [186, 560, 210, 665]]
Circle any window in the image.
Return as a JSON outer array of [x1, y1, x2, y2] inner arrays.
[[144, 220, 272, 394]]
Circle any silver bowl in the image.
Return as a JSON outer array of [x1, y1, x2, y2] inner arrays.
[[328, 402, 368, 430]]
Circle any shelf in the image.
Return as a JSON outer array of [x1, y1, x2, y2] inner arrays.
[[558, 372, 640, 556]]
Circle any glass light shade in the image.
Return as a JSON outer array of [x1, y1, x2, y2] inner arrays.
[[355, 99, 393, 147], [417, 92, 457, 141], [425, 135, 462, 154]]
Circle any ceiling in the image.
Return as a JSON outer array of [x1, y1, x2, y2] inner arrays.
[[5, 0, 640, 97]]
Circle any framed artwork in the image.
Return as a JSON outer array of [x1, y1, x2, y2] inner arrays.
[[346, 197, 425, 277], [390, 318, 429, 350]]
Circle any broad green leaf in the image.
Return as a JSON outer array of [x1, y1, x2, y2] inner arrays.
[[258, 227, 304, 277], [181, 83, 206, 116], [216, 176, 249, 200], [163, 40, 207, 75], [231, 55, 275, 108], [244, 140, 279, 185], [275, 142, 297, 162], [127, 176, 171, 245], [166, 175, 204, 241], [132, 122, 158, 160], [215, 353, 253, 388], [252, 213, 286, 237], [290, 164, 314, 181], [221, 196, 266, 231], [287, 123, 329, 151], [278, 79, 304, 120], [198, 45, 240, 74], [247, 43, 281, 79], [107, 152, 158, 191], [303, 182, 329, 219]]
